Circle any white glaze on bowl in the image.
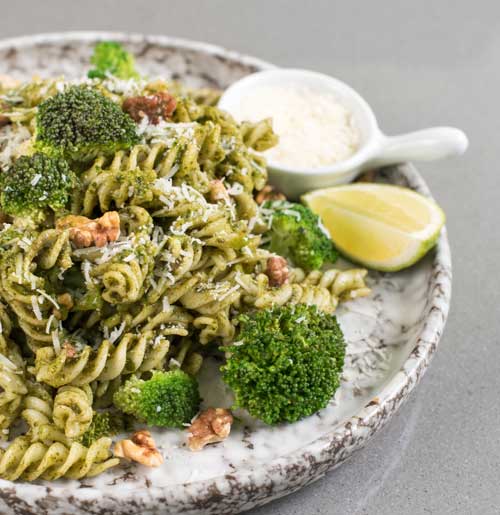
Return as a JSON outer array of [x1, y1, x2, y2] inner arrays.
[[0, 32, 452, 515]]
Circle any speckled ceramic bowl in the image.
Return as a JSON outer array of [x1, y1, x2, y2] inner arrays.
[[0, 32, 452, 515]]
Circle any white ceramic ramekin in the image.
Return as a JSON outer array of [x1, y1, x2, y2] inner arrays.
[[218, 69, 468, 198]]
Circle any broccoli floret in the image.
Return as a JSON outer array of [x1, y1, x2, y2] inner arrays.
[[221, 304, 346, 425], [264, 200, 338, 271], [113, 370, 200, 428], [36, 86, 139, 162], [81, 411, 124, 447], [0, 152, 76, 216], [88, 41, 139, 80]]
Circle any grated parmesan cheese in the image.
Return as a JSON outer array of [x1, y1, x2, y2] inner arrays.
[[30, 174, 42, 186], [165, 163, 179, 179], [52, 331, 61, 355], [137, 118, 197, 147], [230, 86, 359, 168], [109, 322, 126, 344], [101, 76, 147, 97], [82, 261, 92, 284], [18, 237, 33, 252], [36, 289, 60, 310], [0, 353, 16, 370], [31, 296, 42, 321], [45, 314, 55, 334], [169, 358, 181, 369], [282, 209, 302, 221], [218, 284, 240, 302], [225, 182, 244, 196], [247, 216, 258, 232]]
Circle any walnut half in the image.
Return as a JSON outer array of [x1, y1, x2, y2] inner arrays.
[[122, 92, 177, 125], [255, 185, 286, 205], [266, 256, 289, 286], [56, 211, 120, 248], [114, 430, 164, 467], [187, 408, 233, 451]]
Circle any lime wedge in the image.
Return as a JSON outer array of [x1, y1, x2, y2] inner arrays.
[[302, 183, 445, 271]]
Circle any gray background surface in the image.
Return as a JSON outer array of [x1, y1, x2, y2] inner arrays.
[[1, 1, 497, 513]]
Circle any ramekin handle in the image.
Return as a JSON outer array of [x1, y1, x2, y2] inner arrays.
[[369, 127, 468, 167]]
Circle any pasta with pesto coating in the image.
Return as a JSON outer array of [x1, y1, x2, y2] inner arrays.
[[0, 65, 370, 484], [52, 385, 94, 439], [0, 436, 118, 480]]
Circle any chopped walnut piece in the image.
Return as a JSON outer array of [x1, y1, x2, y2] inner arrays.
[[62, 341, 77, 359], [266, 256, 289, 286], [187, 408, 233, 452], [122, 92, 177, 125], [209, 179, 229, 203], [255, 185, 286, 205], [57, 293, 73, 310], [57, 212, 120, 248], [114, 430, 164, 467]]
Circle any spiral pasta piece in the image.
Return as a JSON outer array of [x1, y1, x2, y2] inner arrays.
[[83, 223, 157, 305], [33, 315, 185, 388], [92, 258, 149, 304], [76, 150, 157, 216], [0, 436, 118, 481], [193, 308, 236, 345], [146, 235, 203, 303], [21, 381, 53, 436], [33, 341, 111, 388], [0, 229, 72, 350], [180, 276, 242, 316], [248, 268, 370, 313], [53, 385, 93, 439]]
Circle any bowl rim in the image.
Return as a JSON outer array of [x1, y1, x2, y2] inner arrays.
[[0, 31, 452, 514]]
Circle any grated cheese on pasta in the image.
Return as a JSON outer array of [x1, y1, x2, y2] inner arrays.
[[36, 289, 60, 310], [45, 314, 55, 334], [31, 296, 42, 321], [51, 331, 61, 355], [0, 353, 16, 370], [109, 322, 126, 344]]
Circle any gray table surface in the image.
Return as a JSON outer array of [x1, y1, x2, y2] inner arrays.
[[1, 1, 497, 513]]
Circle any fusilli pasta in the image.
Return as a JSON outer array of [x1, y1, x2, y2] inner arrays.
[[0, 70, 370, 483]]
